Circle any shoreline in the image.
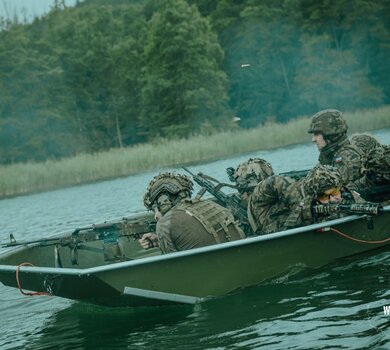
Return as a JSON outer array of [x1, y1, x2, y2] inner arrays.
[[1, 106, 389, 199]]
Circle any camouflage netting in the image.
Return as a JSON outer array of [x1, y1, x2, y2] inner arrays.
[[228, 158, 274, 192], [144, 172, 193, 210], [308, 109, 348, 136], [363, 145, 390, 181], [350, 133, 381, 153], [303, 164, 343, 197]]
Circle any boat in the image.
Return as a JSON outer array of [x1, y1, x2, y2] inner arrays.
[[0, 206, 389, 307]]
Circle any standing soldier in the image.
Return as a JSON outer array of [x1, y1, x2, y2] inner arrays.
[[139, 172, 245, 254], [308, 109, 363, 185]]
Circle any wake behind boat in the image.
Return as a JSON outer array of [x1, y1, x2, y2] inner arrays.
[[0, 206, 389, 307]]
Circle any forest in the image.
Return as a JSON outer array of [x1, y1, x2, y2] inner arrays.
[[0, 0, 389, 164]]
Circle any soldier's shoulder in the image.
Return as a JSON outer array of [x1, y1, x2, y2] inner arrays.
[[334, 144, 362, 163]]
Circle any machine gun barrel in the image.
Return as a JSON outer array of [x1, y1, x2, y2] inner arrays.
[[1, 216, 156, 248], [279, 169, 310, 180]]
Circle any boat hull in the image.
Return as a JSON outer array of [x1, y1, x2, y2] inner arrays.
[[0, 208, 389, 307]]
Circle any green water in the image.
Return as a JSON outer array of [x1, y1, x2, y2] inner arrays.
[[1, 249, 388, 350], [0, 130, 389, 350]]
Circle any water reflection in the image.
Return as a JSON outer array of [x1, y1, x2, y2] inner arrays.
[[28, 303, 195, 350]]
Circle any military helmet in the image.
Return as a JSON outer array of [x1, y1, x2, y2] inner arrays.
[[350, 133, 381, 153], [363, 145, 390, 182], [228, 158, 273, 193], [308, 109, 348, 136], [303, 164, 343, 197], [143, 172, 193, 210]]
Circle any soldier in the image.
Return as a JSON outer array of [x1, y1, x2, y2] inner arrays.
[[140, 172, 245, 254], [227, 158, 274, 201], [350, 133, 381, 154], [227, 158, 274, 235], [249, 164, 363, 234], [353, 145, 390, 204], [308, 109, 363, 185]]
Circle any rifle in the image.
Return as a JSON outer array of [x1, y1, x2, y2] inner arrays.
[[312, 203, 383, 216], [279, 169, 310, 180], [182, 167, 250, 233], [1, 215, 156, 249]]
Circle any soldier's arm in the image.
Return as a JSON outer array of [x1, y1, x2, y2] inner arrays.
[[155, 213, 177, 254]]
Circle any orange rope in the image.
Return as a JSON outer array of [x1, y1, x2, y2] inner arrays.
[[319, 227, 390, 244], [16, 263, 50, 296]]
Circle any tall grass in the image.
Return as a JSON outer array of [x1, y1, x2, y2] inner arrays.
[[1, 106, 389, 198]]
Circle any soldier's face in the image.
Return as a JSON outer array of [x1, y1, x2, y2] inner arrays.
[[312, 132, 326, 151], [317, 187, 342, 204], [156, 193, 172, 215]]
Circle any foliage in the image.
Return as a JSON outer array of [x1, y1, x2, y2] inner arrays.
[[1, 105, 388, 199], [0, 0, 389, 164], [139, 0, 229, 139]]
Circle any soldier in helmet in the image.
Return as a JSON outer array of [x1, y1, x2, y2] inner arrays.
[[249, 164, 363, 234], [308, 109, 363, 185], [227, 158, 274, 235], [353, 145, 390, 204], [139, 171, 245, 254], [228, 158, 274, 201]]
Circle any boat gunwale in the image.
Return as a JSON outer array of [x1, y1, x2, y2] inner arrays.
[[1, 206, 388, 276]]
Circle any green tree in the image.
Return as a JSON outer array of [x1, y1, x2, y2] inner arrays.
[[291, 0, 384, 112], [139, 0, 230, 139]]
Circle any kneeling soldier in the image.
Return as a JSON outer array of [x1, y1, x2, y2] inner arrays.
[[140, 172, 245, 254]]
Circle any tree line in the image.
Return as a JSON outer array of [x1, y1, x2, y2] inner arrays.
[[0, 0, 389, 164]]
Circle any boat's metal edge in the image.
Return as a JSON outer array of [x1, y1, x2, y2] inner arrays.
[[0, 206, 388, 277], [123, 286, 203, 304]]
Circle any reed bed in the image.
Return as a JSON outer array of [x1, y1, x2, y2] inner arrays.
[[1, 106, 389, 198]]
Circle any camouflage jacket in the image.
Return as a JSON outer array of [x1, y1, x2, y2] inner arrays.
[[318, 135, 363, 185], [248, 175, 312, 234], [249, 175, 363, 234]]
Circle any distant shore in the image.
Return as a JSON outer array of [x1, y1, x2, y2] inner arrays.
[[1, 106, 389, 199]]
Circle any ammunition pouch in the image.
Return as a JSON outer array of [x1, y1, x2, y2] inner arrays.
[[177, 200, 245, 243]]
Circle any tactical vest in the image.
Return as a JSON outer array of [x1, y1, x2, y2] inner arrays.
[[175, 199, 245, 243]]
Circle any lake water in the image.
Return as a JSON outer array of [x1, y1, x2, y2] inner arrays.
[[0, 130, 389, 350]]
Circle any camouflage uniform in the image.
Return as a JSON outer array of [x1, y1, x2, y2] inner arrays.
[[228, 158, 274, 194], [308, 109, 363, 185], [249, 174, 307, 234], [144, 172, 245, 254], [353, 145, 390, 204], [227, 158, 274, 235], [249, 164, 361, 234], [350, 133, 381, 154]]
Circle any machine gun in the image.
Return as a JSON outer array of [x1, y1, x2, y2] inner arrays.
[[1, 215, 157, 249], [312, 203, 383, 216], [182, 167, 250, 234]]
